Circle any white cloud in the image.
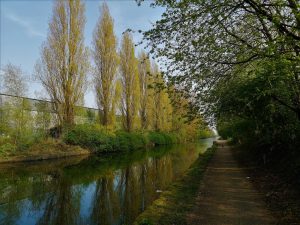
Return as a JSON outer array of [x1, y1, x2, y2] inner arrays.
[[4, 11, 46, 38]]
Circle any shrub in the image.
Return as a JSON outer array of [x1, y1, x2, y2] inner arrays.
[[147, 132, 178, 145], [63, 124, 113, 152], [0, 143, 17, 156], [64, 125, 150, 153], [64, 125, 182, 153], [108, 131, 148, 151]]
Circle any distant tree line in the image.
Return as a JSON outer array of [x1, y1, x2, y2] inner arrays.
[[0, 0, 212, 154], [33, 0, 206, 134]]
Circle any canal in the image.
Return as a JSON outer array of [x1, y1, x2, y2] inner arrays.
[[0, 138, 214, 225]]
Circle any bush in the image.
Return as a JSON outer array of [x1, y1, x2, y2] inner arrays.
[[64, 125, 151, 153], [63, 124, 183, 153], [147, 132, 178, 145], [64, 124, 113, 152], [0, 143, 17, 156]]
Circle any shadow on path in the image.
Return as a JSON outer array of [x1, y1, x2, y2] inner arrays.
[[187, 140, 275, 225]]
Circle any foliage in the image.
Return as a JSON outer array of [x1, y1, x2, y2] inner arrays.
[[147, 131, 178, 145], [0, 2, 213, 158], [138, 50, 152, 129], [93, 2, 119, 127], [141, 0, 300, 176], [113, 131, 148, 151], [34, 101, 51, 134], [86, 109, 96, 124], [36, 0, 89, 126], [63, 124, 148, 152], [0, 143, 16, 156], [0, 102, 11, 135], [198, 129, 215, 139], [142, 0, 300, 123], [2, 63, 27, 96], [215, 58, 300, 164], [119, 32, 140, 132], [150, 66, 173, 131], [63, 124, 113, 152], [63, 124, 190, 153]]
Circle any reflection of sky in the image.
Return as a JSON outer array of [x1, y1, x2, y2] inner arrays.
[[79, 182, 96, 223], [3, 198, 44, 225], [18, 200, 42, 225], [113, 170, 121, 190], [0, 1, 165, 107]]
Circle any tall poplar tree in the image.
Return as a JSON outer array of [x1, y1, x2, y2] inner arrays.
[[37, 0, 89, 126], [93, 3, 119, 126], [151, 63, 172, 131], [119, 32, 140, 132], [137, 51, 151, 129]]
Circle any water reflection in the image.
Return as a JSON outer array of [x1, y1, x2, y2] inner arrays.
[[0, 139, 214, 225]]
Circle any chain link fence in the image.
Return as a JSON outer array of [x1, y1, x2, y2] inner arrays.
[[0, 93, 99, 128]]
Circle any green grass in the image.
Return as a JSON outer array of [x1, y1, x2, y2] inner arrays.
[[134, 145, 217, 225]]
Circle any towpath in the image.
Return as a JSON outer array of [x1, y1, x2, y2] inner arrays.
[[187, 140, 275, 225]]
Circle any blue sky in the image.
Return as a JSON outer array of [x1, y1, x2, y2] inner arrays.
[[0, 0, 164, 107]]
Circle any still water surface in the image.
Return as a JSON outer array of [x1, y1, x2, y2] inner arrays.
[[0, 138, 214, 225]]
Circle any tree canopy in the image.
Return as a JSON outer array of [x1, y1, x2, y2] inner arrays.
[[142, 0, 300, 120]]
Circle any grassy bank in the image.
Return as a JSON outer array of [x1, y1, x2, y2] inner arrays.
[[63, 124, 182, 153], [133, 145, 217, 225], [0, 122, 211, 162], [0, 139, 89, 163]]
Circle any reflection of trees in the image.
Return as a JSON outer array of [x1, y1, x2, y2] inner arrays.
[[145, 156, 173, 193], [139, 158, 159, 212], [37, 171, 81, 225], [140, 164, 147, 212], [0, 196, 22, 225], [91, 173, 119, 225], [119, 166, 139, 225], [116, 156, 174, 225], [0, 176, 35, 225], [0, 142, 208, 225]]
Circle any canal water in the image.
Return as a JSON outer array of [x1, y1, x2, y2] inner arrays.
[[0, 138, 214, 225]]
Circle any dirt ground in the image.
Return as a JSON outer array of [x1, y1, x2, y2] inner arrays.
[[187, 140, 276, 225]]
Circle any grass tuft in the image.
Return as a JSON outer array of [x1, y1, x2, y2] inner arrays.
[[134, 145, 217, 225]]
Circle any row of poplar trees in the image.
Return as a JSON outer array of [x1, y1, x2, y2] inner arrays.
[[36, 0, 176, 132]]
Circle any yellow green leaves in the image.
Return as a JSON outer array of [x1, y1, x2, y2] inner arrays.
[[119, 32, 140, 132], [38, 0, 89, 126], [93, 3, 119, 127], [138, 50, 152, 129]]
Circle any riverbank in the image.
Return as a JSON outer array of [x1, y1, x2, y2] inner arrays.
[[233, 145, 300, 224], [0, 123, 215, 164], [63, 124, 184, 153], [0, 139, 90, 164], [134, 144, 217, 225]]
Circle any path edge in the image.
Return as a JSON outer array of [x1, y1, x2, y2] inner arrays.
[[133, 144, 217, 225]]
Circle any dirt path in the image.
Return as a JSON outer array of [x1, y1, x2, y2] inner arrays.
[[187, 140, 275, 225]]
